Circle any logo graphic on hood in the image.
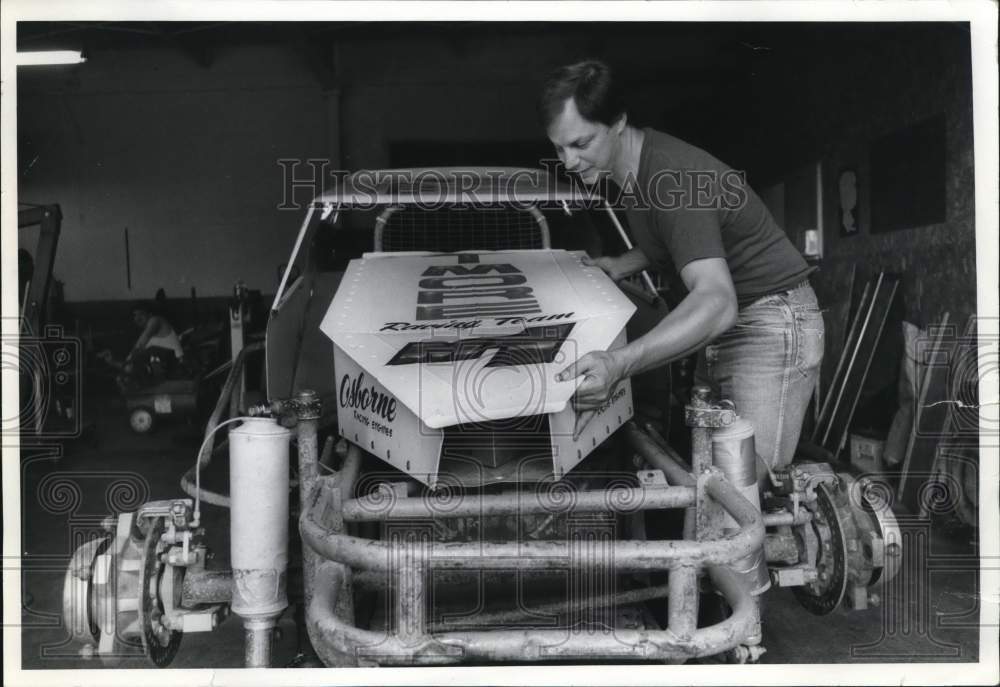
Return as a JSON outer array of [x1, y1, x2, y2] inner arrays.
[[387, 323, 574, 368]]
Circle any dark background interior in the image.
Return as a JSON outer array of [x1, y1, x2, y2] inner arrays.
[[16, 21, 977, 423]]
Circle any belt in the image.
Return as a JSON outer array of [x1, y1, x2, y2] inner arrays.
[[784, 279, 812, 294], [741, 280, 813, 310]]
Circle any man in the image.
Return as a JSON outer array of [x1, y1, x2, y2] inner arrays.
[[542, 60, 824, 478], [101, 302, 185, 390]]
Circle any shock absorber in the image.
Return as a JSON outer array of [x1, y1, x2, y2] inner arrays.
[[711, 417, 771, 595], [229, 417, 292, 667]]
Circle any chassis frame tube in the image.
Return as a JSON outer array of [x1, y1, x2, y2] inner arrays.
[[302, 424, 764, 665], [296, 401, 326, 649], [301, 472, 763, 573], [341, 484, 696, 522], [628, 423, 808, 526], [763, 510, 812, 527], [308, 560, 758, 665], [667, 566, 699, 637], [625, 423, 696, 487]]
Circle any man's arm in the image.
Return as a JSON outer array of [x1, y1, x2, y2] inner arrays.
[[582, 246, 651, 281], [128, 317, 159, 359], [556, 257, 737, 409], [618, 257, 737, 376]]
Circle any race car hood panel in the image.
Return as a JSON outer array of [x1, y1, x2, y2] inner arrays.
[[320, 250, 637, 429]]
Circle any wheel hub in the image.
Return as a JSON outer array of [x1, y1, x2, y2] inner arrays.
[[62, 512, 183, 666]]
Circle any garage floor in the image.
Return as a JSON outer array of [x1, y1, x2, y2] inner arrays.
[[18, 393, 980, 669]]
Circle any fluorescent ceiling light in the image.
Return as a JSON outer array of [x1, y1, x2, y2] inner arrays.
[[16, 50, 86, 66]]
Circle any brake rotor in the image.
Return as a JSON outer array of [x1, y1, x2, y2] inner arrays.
[[793, 481, 853, 615]]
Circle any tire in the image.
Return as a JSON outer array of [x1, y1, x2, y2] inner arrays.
[[129, 407, 155, 434]]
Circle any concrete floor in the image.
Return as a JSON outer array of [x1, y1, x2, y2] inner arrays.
[[19, 393, 980, 669]]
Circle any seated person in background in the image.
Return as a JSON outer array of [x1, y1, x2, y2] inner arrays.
[[102, 301, 185, 390]]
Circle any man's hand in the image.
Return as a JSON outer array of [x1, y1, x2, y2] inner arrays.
[[555, 350, 626, 411]]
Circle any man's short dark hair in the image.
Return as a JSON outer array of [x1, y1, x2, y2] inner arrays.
[[538, 60, 626, 129]]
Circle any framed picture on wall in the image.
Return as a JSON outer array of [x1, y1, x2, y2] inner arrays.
[[838, 167, 860, 236]]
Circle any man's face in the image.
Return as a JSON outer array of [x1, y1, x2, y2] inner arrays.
[[546, 97, 623, 184]]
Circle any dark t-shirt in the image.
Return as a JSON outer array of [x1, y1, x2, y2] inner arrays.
[[624, 128, 813, 307]]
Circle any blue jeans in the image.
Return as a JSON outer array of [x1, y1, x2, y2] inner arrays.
[[695, 281, 824, 479]]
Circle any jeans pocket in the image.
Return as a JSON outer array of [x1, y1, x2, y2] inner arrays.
[[794, 311, 825, 379]]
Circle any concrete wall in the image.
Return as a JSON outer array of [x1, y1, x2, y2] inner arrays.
[[18, 45, 336, 302], [18, 25, 739, 303]]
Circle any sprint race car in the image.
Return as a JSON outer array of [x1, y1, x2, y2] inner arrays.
[[62, 168, 901, 667]]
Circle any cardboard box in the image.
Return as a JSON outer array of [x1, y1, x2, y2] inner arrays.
[[850, 431, 886, 473], [320, 249, 636, 486]]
